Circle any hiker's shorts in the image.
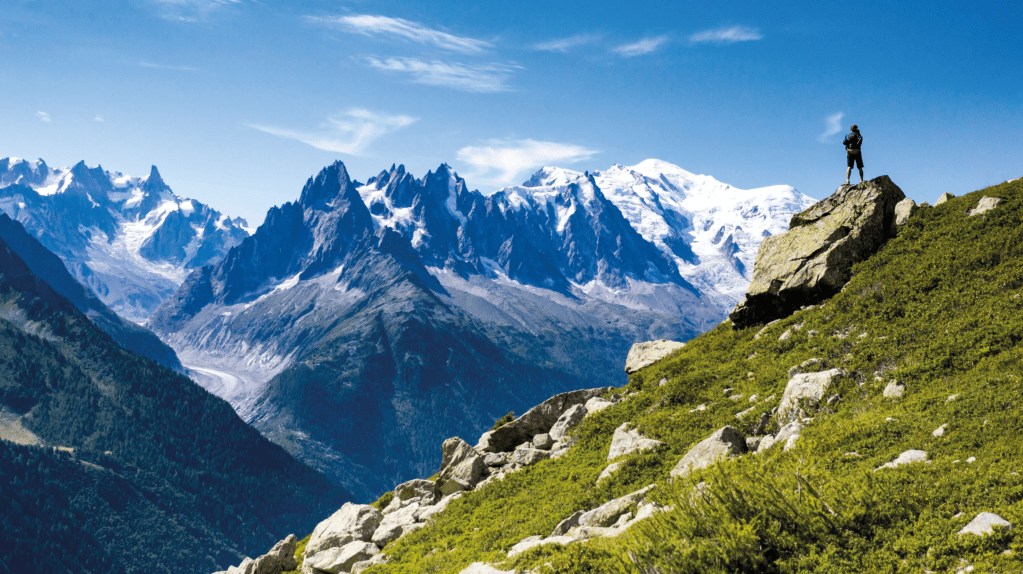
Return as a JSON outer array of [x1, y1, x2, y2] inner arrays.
[[847, 152, 864, 169]]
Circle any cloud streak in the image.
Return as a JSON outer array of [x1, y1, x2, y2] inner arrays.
[[533, 34, 599, 52], [364, 57, 517, 93], [246, 108, 418, 155], [456, 139, 598, 186], [613, 36, 670, 57], [138, 61, 198, 71], [149, 0, 240, 22], [690, 25, 763, 45], [819, 112, 845, 142], [36, 111, 51, 123], [309, 15, 490, 54]]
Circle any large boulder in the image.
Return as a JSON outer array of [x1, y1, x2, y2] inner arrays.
[[578, 485, 654, 528], [305, 504, 383, 558], [776, 369, 845, 423], [624, 339, 686, 373], [477, 388, 604, 452], [303, 541, 379, 574], [393, 478, 438, 505], [894, 198, 918, 225], [436, 437, 486, 495], [217, 534, 299, 574], [670, 426, 746, 478], [607, 423, 663, 461], [730, 177, 906, 328], [967, 196, 1002, 217], [549, 404, 588, 441]]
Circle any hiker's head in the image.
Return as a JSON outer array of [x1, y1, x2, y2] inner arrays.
[[851, 124, 859, 132]]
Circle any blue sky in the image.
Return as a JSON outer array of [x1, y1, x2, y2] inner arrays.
[[1, 0, 1020, 225]]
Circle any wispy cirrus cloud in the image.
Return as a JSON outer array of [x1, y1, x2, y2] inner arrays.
[[613, 35, 670, 57], [364, 57, 517, 93], [533, 34, 600, 52], [36, 111, 51, 123], [308, 15, 490, 54], [149, 0, 241, 22], [94, 115, 104, 122], [819, 112, 845, 142], [138, 61, 198, 71], [456, 139, 598, 186], [245, 108, 418, 155], [690, 25, 762, 45]]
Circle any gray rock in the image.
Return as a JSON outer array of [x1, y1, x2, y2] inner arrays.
[[437, 437, 486, 495], [551, 510, 585, 536], [507, 535, 543, 558], [483, 452, 508, 467], [458, 563, 515, 574], [967, 196, 1002, 217], [583, 397, 613, 416], [787, 358, 823, 378], [416, 492, 463, 521], [477, 388, 604, 452], [883, 380, 905, 399], [305, 503, 383, 557], [607, 423, 663, 461], [578, 485, 654, 528], [221, 534, 299, 574], [350, 553, 388, 574], [730, 177, 906, 328], [777, 369, 844, 423], [597, 461, 624, 483], [933, 424, 947, 437], [957, 512, 1012, 536], [371, 502, 420, 546], [895, 198, 918, 225], [532, 433, 555, 450], [225, 557, 253, 574], [549, 404, 588, 441], [509, 447, 550, 466], [624, 339, 686, 373], [745, 436, 765, 451], [304, 541, 379, 574], [394, 478, 437, 504], [874, 449, 929, 471], [670, 426, 747, 478], [936, 192, 955, 205]]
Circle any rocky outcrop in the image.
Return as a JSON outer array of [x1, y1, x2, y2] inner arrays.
[[437, 438, 487, 495], [215, 535, 298, 574], [776, 369, 845, 423], [549, 404, 587, 441], [936, 192, 954, 205], [967, 196, 1002, 217], [729, 177, 906, 328], [894, 198, 918, 225], [476, 388, 605, 452], [607, 423, 663, 460], [670, 426, 747, 478], [624, 339, 686, 373]]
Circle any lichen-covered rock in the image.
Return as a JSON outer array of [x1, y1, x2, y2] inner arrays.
[[305, 504, 383, 558], [394, 478, 438, 505], [967, 196, 1002, 217], [607, 423, 662, 461], [437, 437, 486, 495], [624, 339, 686, 373], [957, 512, 1012, 536], [510, 446, 551, 466], [670, 426, 746, 478], [730, 177, 906, 328], [895, 198, 918, 225], [532, 433, 555, 450], [477, 388, 604, 452], [776, 369, 845, 423]]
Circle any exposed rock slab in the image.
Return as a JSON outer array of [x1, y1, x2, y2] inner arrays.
[[958, 512, 1012, 536], [776, 369, 844, 423], [549, 404, 587, 441], [459, 563, 515, 574], [305, 504, 383, 558], [304, 541, 378, 574], [437, 437, 486, 495], [967, 196, 1002, 217], [578, 485, 654, 528], [936, 192, 954, 205], [670, 426, 746, 478], [624, 339, 686, 373], [477, 388, 604, 452], [730, 177, 906, 328], [874, 449, 929, 471], [607, 423, 663, 461]]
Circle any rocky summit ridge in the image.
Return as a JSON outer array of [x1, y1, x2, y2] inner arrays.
[[220, 174, 1023, 573]]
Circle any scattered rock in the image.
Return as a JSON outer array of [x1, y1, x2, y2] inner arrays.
[[895, 198, 918, 225], [394, 479, 438, 505], [779, 329, 792, 341], [787, 358, 823, 378], [549, 404, 588, 441], [607, 423, 663, 460], [459, 562, 514, 574], [351, 553, 388, 573], [483, 452, 508, 467], [659, 378, 668, 387], [730, 176, 906, 328], [509, 447, 550, 466], [584, 397, 614, 417], [578, 485, 654, 527], [305, 504, 383, 558], [625, 339, 686, 373], [670, 426, 747, 478], [532, 433, 555, 450], [745, 436, 765, 451], [597, 461, 624, 483], [756, 421, 803, 454], [967, 197, 1002, 217], [883, 380, 905, 399], [689, 404, 708, 413], [753, 320, 780, 340], [551, 510, 585, 536], [304, 541, 379, 574], [874, 449, 929, 471], [728, 394, 743, 401], [219, 534, 299, 574], [946, 394, 959, 403], [933, 424, 947, 437], [437, 438, 486, 495], [957, 512, 1012, 536], [967, 456, 976, 463], [477, 388, 603, 452], [777, 369, 845, 423], [936, 192, 954, 205]]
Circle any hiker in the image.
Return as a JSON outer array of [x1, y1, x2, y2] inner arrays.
[[844, 125, 864, 184]]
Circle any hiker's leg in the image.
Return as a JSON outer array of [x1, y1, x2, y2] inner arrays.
[[858, 167, 864, 182], [846, 166, 852, 183]]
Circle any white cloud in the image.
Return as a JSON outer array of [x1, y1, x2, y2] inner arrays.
[[309, 14, 490, 54], [533, 34, 599, 52], [613, 35, 670, 57], [456, 139, 598, 186], [149, 0, 240, 22], [36, 111, 51, 123], [819, 112, 844, 142], [690, 25, 763, 45], [364, 57, 517, 93], [138, 61, 198, 71], [94, 115, 104, 122], [246, 108, 418, 155]]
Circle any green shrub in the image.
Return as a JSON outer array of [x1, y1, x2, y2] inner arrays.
[[492, 411, 515, 430]]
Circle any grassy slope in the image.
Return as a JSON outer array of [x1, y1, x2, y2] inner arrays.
[[353, 177, 1023, 573]]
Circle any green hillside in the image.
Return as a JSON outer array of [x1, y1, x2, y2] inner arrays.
[[350, 176, 1023, 573]]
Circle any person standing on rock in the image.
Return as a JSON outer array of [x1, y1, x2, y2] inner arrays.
[[844, 125, 864, 185]]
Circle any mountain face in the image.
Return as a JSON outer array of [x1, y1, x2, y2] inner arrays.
[[0, 231, 346, 573], [0, 213, 181, 370], [148, 159, 812, 500], [0, 157, 250, 323]]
